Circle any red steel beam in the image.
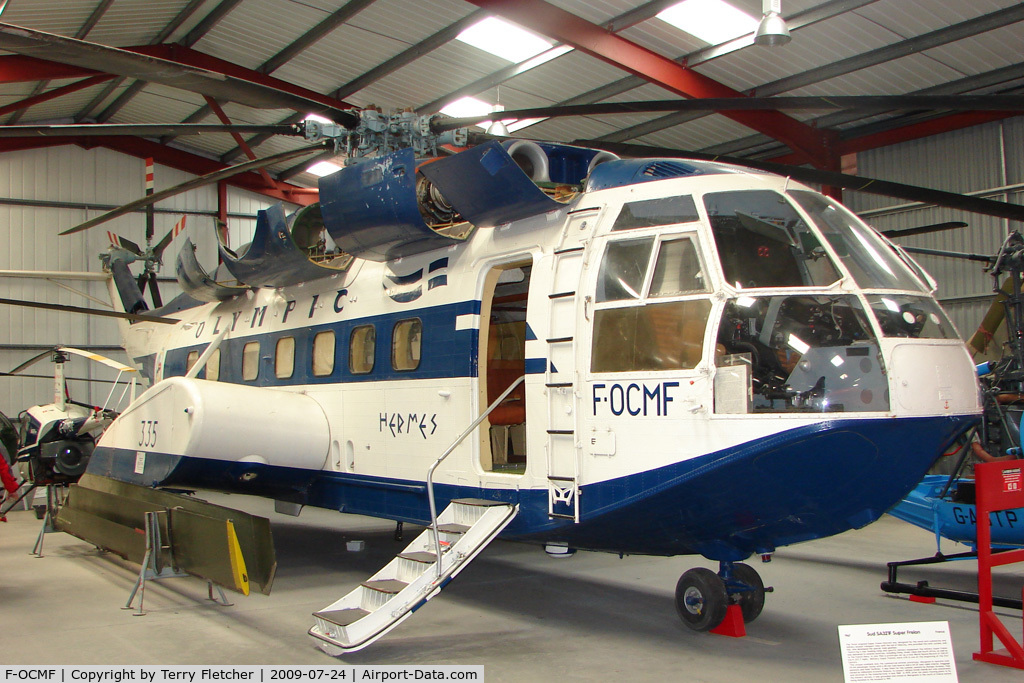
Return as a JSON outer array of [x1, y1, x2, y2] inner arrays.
[[203, 95, 277, 190], [0, 54, 97, 82], [837, 112, 1019, 157], [466, 0, 834, 167], [769, 112, 1021, 167], [0, 74, 115, 118]]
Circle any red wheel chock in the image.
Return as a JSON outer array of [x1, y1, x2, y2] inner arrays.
[[710, 604, 746, 638]]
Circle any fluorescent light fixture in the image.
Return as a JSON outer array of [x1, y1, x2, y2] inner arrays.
[[304, 113, 333, 124], [307, 161, 342, 177], [457, 17, 555, 63], [657, 0, 758, 45]]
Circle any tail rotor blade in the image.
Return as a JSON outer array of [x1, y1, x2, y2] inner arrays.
[[107, 231, 143, 256]]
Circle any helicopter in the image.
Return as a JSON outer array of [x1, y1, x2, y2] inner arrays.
[[0, 346, 137, 519], [0, 13, 1019, 656]]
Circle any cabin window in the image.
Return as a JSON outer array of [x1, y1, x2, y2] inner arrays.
[[392, 319, 422, 371], [185, 350, 199, 374], [275, 336, 295, 379], [242, 341, 260, 381], [312, 331, 335, 377], [596, 238, 653, 302], [703, 190, 840, 289], [613, 195, 699, 231], [349, 325, 375, 374], [207, 349, 220, 381]]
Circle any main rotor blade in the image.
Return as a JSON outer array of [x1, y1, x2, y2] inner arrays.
[[575, 139, 1024, 223], [60, 143, 328, 236], [0, 297, 178, 324], [432, 96, 1024, 131], [0, 123, 301, 138], [0, 22, 359, 126], [881, 222, 968, 238]]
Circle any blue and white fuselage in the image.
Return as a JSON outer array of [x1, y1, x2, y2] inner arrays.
[[89, 147, 981, 564]]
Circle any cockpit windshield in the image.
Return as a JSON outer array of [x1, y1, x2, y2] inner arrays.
[[788, 190, 926, 292], [703, 190, 841, 290]]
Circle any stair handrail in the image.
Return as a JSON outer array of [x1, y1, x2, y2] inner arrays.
[[426, 374, 525, 578]]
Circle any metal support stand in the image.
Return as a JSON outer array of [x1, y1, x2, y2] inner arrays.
[[31, 485, 62, 557], [122, 510, 232, 615], [881, 550, 1023, 610]]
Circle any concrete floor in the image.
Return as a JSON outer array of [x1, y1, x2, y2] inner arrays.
[[2, 493, 1023, 682]]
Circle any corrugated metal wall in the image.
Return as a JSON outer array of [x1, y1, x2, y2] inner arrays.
[[845, 117, 1024, 343], [0, 145, 292, 417]]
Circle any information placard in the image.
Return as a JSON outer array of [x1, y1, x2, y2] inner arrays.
[[838, 621, 957, 683]]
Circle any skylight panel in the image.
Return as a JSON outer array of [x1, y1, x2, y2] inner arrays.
[[457, 17, 555, 63], [439, 96, 493, 120], [307, 161, 342, 177], [657, 0, 758, 45]]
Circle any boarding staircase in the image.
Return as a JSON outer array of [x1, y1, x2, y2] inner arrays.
[[309, 377, 524, 655], [309, 498, 517, 655]]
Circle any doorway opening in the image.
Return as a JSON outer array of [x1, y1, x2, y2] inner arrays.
[[480, 261, 531, 474]]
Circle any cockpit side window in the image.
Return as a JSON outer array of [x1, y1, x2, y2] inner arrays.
[[591, 233, 712, 373], [612, 195, 699, 231], [704, 190, 840, 289], [650, 236, 709, 297], [596, 238, 653, 302]]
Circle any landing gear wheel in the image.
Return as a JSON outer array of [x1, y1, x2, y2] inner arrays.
[[731, 562, 765, 623], [675, 567, 728, 632]]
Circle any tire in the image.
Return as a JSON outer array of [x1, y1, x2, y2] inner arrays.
[[731, 562, 765, 623], [675, 567, 728, 632]]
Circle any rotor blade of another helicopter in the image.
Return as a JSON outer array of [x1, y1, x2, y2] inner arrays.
[[58, 347, 137, 373], [880, 222, 968, 238], [0, 23, 359, 125], [969, 277, 1014, 355], [431, 96, 1024, 132], [8, 348, 57, 375], [574, 139, 1024, 223], [0, 123, 301, 138], [0, 298, 178, 324], [899, 246, 994, 262], [0, 371, 131, 385], [60, 142, 328, 236]]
